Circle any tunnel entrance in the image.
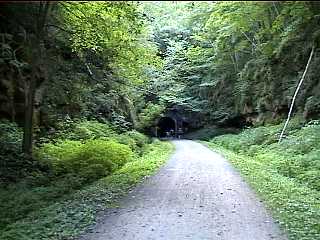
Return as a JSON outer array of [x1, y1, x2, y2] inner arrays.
[[182, 121, 189, 131], [157, 117, 176, 138]]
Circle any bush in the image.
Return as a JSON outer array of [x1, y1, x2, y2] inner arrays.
[[40, 120, 118, 143], [37, 140, 83, 173], [37, 139, 133, 181], [114, 130, 150, 154], [77, 139, 132, 177], [125, 130, 150, 148], [70, 121, 117, 140], [0, 140, 174, 239], [114, 134, 138, 152], [276, 150, 320, 191]]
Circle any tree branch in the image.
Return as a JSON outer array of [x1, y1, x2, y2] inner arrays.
[[240, 30, 257, 49]]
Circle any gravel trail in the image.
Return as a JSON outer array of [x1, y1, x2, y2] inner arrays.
[[79, 140, 287, 240]]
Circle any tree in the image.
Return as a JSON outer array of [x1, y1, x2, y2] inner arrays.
[[58, 2, 162, 130], [0, 2, 54, 156]]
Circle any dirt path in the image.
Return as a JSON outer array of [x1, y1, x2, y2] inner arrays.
[[79, 140, 287, 240]]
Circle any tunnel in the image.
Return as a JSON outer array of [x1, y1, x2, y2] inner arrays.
[[157, 117, 176, 137]]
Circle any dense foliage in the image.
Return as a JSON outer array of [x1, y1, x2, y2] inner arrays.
[[2, 2, 320, 158], [1, 2, 320, 239], [0, 2, 162, 155], [0, 2, 164, 180], [144, 2, 320, 126]]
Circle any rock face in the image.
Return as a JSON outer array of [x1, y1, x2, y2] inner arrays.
[[0, 73, 25, 124]]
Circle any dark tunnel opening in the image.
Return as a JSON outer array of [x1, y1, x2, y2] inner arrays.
[[182, 121, 189, 130], [157, 117, 176, 138]]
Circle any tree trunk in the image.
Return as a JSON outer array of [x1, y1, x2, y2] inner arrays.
[[278, 45, 315, 143], [22, 72, 37, 155], [23, 40, 39, 156], [22, 2, 52, 156]]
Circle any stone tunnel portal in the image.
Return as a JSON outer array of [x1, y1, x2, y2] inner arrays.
[[156, 117, 176, 138]]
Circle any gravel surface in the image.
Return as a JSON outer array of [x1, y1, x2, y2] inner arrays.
[[79, 140, 287, 240]]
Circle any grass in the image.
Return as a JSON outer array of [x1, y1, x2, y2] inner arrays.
[[0, 140, 174, 240], [202, 118, 320, 240]]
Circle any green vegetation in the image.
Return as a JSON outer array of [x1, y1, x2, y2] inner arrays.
[[1, 2, 320, 239], [2, 1, 320, 154], [0, 119, 166, 229], [0, 2, 163, 157], [38, 139, 133, 181], [204, 118, 320, 240], [143, 2, 320, 127], [0, 139, 173, 240]]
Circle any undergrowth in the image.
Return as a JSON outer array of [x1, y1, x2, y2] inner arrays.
[[0, 140, 174, 240], [203, 117, 320, 240]]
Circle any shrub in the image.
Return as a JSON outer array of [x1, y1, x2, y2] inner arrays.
[[124, 130, 150, 148], [113, 131, 149, 154], [40, 120, 118, 143], [37, 140, 83, 174], [37, 139, 133, 181], [114, 134, 138, 152], [77, 139, 132, 174], [0, 140, 174, 238], [70, 121, 117, 140]]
